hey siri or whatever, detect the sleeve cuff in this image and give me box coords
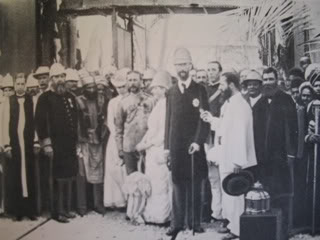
[4,145,11,152]
[40,138,52,148]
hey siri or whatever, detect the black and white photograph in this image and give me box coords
[0,0,320,239]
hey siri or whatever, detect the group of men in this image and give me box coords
[0,47,319,240]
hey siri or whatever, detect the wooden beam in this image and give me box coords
[112,7,118,68]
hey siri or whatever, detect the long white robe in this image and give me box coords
[103,95,127,207]
[208,92,257,236]
[141,98,171,224]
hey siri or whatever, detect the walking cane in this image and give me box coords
[312,100,320,235]
[48,154,54,219]
[191,152,195,236]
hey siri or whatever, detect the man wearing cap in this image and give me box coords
[33,66,50,94]
[0,74,15,214]
[165,48,210,236]
[102,65,118,100]
[304,69,320,232]
[262,67,298,239]
[242,70,269,182]
[2,73,39,221]
[142,68,156,95]
[26,74,40,98]
[76,75,107,215]
[104,68,129,209]
[35,63,78,223]
[65,68,81,97]
[201,72,257,239]
[115,70,154,175]
[300,56,311,73]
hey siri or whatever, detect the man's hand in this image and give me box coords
[233,164,242,174]
[4,149,12,159]
[188,143,200,155]
[118,150,124,159]
[44,145,53,159]
[200,110,214,124]
[308,134,320,144]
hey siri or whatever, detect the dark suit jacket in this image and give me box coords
[165,81,210,183]
[264,90,298,196]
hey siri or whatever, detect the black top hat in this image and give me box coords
[222,170,254,196]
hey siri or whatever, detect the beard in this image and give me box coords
[178,70,189,81]
[52,81,66,95]
[84,90,97,100]
[221,87,232,100]
[129,85,139,93]
[262,85,276,97]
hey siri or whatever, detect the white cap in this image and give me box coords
[95,75,107,87]
[174,48,192,64]
[65,68,80,82]
[305,63,320,81]
[112,68,130,87]
[1,74,14,89]
[142,68,156,80]
[49,63,65,78]
[242,70,263,83]
[102,65,117,77]
[33,66,50,78]
[26,74,39,88]
[150,71,172,90]
[81,75,95,86]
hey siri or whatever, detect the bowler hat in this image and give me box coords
[222,170,254,196]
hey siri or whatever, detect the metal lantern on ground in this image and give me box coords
[245,181,270,214]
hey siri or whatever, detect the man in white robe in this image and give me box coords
[201,72,257,239]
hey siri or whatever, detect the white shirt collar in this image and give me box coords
[249,94,262,107]
[178,77,192,93]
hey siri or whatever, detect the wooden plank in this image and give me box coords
[112,8,118,68]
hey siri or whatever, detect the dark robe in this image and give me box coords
[35,91,78,179]
[264,90,298,196]
[5,94,36,217]
[303,100,320,232]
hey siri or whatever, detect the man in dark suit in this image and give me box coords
[242,70,269,182]
[165,48,210,236]
[262,67,298,239]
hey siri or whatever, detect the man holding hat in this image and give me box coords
[76,75,106,215]
[165,47,210,236]
[36,63,78,223]
[33,66,50,94]
[201,72,257,239]
[115,70,154,175]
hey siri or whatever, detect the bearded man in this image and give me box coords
[36,63,78,223]
[76,75,107,215]
[165,48,210,236]
[115,70,154,175]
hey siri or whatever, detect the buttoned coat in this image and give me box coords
[165,81,210,183]
[35,91,78,179]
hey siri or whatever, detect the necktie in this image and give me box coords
[181,83,186,93]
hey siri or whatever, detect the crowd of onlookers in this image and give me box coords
[0,52,320,240]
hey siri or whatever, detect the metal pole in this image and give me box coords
[312,100,320,235]
[191,153,195,236]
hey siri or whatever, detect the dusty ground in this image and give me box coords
[1,211,320,240]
